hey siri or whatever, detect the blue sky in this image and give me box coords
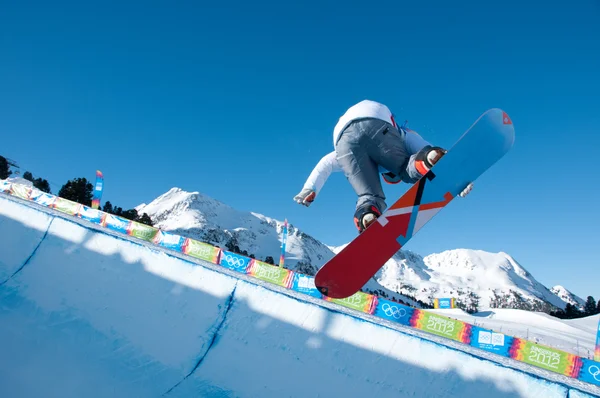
[1,0,599,299]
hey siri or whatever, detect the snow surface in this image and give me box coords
[137,187,581,312]
[429,308,599,358]
[1,193,599,397]
[552,285,586,309]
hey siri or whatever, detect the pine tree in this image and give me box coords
[22,171,51,193]
[136,213,153,226]
[265,256,275,265]
[120,209,138,221]
[102,201,114,214]
[58,177,93,206]
[0,156,11,179]
[585,296,597,315]
[597,300,600,315]
[33,178,51,193]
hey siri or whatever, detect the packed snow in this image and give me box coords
[1,192,599,397]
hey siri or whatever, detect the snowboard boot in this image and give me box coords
[353,204,382,233]
[414,145,447,176]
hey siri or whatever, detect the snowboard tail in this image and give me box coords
[315,108,515,299]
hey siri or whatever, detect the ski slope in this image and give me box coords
[0,193,599,398]
[429,308,599,359]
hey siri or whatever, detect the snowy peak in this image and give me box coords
[136,187,336,275]
[551,285,585,309]
[374,248,568,312]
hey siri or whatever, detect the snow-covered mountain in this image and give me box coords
[136,187,335,276]
[551,285,585,310]
[137,187,578,312]
[375,249,568,313]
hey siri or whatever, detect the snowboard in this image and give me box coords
[314,108,516,299]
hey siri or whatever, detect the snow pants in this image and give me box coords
[334,118,430,215]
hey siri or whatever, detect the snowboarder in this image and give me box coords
[294,100,473,233]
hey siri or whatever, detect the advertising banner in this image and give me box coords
[91,170,104,209]
[10,183,31,200]
[324,291,377,314]
[0,180,10,193]
[247,259,294,288]
[411,310,471,343]
[578,359,600,387]
[153,230,185,252]
[595,318,600,361]
[291,274,322,299]
[469,326,513,356]
[182,238,220,263]
[30,190,55,207]
[102,214,131,234]
[509,338,582,376]
[52,197,81,216]
[219,250,252,273]
[78,205,105,224]
[434,298,455,309]
[279,219,288,267]
[374,298,414,326]
[128,221,158,242]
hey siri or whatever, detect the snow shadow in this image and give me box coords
[170,282,567,398]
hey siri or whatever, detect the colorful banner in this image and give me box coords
[52,197,82,216]
[469,326,513,356]
[411,310,471,343]
[374,298,414,326]
[247,259,294,288]
[153,230,186,251]
[219,250,252,273]
[434,298,455,309]
[291,274,322,299]
[595,318,600,362]
[182,238,220,263]
[78,205,105,225]
[10,183,31,200]
[128,221,158,242]
[30,190,56,207]
[279,219,288,267]
[91,170,104,209]
[325,291,377,314]
[509,338,582,377]
[578,359,600,387]
[102,214,131,234]
[0,180,11,193]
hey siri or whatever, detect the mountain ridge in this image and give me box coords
[136,187,583,313]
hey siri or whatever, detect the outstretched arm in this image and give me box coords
[294,151,341,206]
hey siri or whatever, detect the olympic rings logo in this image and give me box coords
[589,365,600,382]
[381,303,407,319]
[222,254,247,269]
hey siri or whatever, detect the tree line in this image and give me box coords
[550,296,600,319]
[57,177,153,226]
[1,155,152,226]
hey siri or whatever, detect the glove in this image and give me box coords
[459,182,473,198]
[294,188,316,207]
